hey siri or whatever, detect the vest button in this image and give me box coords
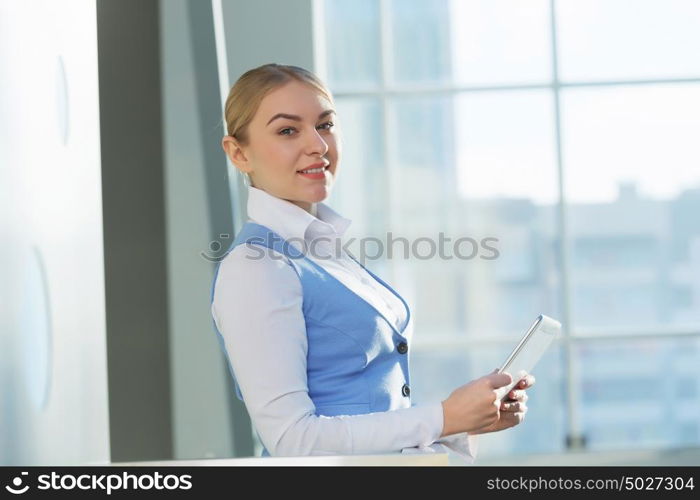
[397,342,408,354]
[401,383,410,397]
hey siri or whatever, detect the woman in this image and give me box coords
[211,63,534,459]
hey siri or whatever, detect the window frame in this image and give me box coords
[315,0,700,453]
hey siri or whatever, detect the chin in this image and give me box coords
[306,185,332,203]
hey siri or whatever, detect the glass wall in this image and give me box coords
[0,0,109,465]
[321,0,700,457]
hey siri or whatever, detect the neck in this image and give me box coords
[290,199,317,216]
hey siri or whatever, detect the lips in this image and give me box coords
[297,162,330,173]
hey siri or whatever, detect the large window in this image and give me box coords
[320,0,700,457]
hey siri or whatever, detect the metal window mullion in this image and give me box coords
[571,330,700,342]
[411,330,700,350]
[378,0,401,284]
[560,77,700,88]
[311,0,329,83]
[330,77,700,99]
[549,0,583,451]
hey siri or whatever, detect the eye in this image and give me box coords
[278,122,334,137]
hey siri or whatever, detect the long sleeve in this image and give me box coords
[211,243,448,457]
[402,419,479,465]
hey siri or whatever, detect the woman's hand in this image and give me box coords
[471,373,535,435]
[440,371,513,437]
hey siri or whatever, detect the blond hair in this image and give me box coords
[223,63,334,146]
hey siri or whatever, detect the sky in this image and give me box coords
[448,0,700,204]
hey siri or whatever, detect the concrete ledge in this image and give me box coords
[111,453,449,466]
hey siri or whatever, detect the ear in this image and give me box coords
[221,136,252,174]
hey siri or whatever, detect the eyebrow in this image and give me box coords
[266,109,336,126]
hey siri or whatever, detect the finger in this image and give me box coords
[507,412,526,426]
[519,374,536,389]
[493,397,502,413]
[500,400,516,412]
[501,401,528,412]
[488,372,513,389]
[508,389,522,400]
[508,389,528,402]
[503,411,526,424]
[510,391,528,403]
[494,413,522,429]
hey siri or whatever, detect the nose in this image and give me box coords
[306,127,329,157]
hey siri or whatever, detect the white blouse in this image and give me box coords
[211,185,477,461]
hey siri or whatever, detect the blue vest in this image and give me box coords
[210,221,414,456]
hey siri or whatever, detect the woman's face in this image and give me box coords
[223,80,340,213]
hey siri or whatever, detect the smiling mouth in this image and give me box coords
[297,165,330,174]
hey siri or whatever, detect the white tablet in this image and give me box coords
[495,314,561,401]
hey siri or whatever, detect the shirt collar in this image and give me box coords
[246,185,352,243]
